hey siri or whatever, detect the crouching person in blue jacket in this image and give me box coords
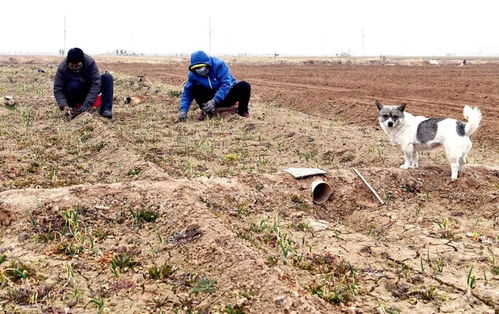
[178,50,251,122]
[54,48,113,119]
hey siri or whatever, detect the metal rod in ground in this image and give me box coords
[353,168,385,205]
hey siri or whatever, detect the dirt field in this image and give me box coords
[0,56,497,313]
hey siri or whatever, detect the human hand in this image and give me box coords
[62,106,72,115]
[178,110,187,122]
[203,99,216,114]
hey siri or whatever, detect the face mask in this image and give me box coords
[194,66,209,76]
[68,63,83,73]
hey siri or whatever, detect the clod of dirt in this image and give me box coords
[168,226,203,244]
[3,95,17,107]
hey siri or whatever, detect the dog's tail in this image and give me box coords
[463,105,482,136]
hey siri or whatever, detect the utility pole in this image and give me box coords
[208,17,212,54]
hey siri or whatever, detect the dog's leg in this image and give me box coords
[400,144,413,169]
[459,157,466,171]
[450,161,460,181]
[446,149,460,181]
[460,139,472,171]
[412,151,419,168]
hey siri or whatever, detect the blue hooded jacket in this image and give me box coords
[179,51,237,112]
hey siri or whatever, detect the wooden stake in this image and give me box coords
[353,168,385,205]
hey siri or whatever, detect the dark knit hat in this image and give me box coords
[67,48,84,63]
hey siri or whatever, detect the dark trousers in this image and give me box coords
[65,73,113,113]
[192,81,251,114]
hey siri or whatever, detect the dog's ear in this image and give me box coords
[375,100,383,111]
[398,103,406,112]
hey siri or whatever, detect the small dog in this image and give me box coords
[375,100,482,180]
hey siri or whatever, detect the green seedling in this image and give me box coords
[91,141,107,152]
[434,218,449,230]
[110,253,140,275]
[127,167,142,176]
[467,266,476,289]
[129,206,159,223]
[191,277,217,295]
[0,254,6,265]
[420,256,425,273]
[61,208,80,235]
[225,304,246,314]
[57,241,84,256]
[148,263,175,280]
[93,228,109,240]
[168,89,182,97]
[236,202,250,218]
[90,297,105,311]
[266,255,278,267]
[4,261,35,282]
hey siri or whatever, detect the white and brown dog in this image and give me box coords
[375,100,482,180]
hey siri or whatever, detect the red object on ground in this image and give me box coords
[92,94,102,108]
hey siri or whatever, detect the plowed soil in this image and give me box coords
[0,56,497,313]
[100,57,499,146]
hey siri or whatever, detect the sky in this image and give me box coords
[2,0,499,57]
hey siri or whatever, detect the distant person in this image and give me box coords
[53,47,113,119]
[178,50,251,122]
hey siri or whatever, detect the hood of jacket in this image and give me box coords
[189,51,212,70]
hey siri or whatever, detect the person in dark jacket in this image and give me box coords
[54,48,113,119]
[178,50,251,121]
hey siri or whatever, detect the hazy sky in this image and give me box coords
[2,0,499,56]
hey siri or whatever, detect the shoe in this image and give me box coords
[197,112,206,121]
[101,110,113,119]
[239,112,250,118]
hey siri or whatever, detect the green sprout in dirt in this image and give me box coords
[57,241,84,256]
[309,282,360,304]
[129,206,159,223]
[433,217,449,230]
[289,220,311,232]
[127,167,142,176]
[168,89,182,97]
[265,255,278,267]
[226,304,246,314]
[236,202,250,218]
[308,259,361,304]
[4,261,36,282]
[148,263,175,280]
[222,153,239,164]
[290,194,310,210]
[0,272,6,286]
[410,285,445,303]
[61,208,80,235]
[93,228,110,240]
[467,266,476,289]
[191,277,217,295]
[110,253,140,275]
[0,254,6,265]
[91,141,107,152]
[90,297,105,312]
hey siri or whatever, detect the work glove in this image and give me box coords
[79,103,91,113]
[202,99,216,115]
[178,110,187,122]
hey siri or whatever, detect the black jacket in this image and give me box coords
[53,54,101,109]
